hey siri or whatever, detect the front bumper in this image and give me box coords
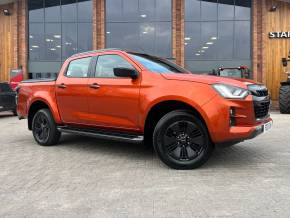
[215,117,272,147]
[201,94,272,145]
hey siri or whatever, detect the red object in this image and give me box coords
[10,69,24,91]
[17,49,272,145]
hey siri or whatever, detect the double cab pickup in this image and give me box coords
[17,49,272,169]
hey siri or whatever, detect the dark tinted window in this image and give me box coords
[95,55,134,78]
[29,23,45,61]
[45,0,61,22]
[106,0,172,58]
[129,54,188,74]
[28,0,44,22]
[28,0,93,79]
[62,0,77,22]
[45,23,61,61]
[0,83,12,92]
[66,57,92,78]
[62,23,77,59]
[184,0,251,75]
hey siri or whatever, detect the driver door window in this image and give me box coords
[95,54,135,78]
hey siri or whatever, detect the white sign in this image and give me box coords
[269,31,290,38]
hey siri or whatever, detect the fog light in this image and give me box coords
[229,107,236,126]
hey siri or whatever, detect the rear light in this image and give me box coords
[15,86,20,105]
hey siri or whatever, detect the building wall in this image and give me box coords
[264,0,290,100]
[0,0,27,81]
[0,3,15,81]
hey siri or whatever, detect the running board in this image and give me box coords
[57,126,144,143]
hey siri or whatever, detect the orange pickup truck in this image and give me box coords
[17,49,272,169]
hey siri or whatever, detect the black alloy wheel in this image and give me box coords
[33,112,50,143]
[164,121,205,162]
[32,109,61,146]
[153,110,213,169]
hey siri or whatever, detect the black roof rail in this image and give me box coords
[70,48,126,58]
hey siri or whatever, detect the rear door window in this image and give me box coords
[66,57,92,78]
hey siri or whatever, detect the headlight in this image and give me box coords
[212,84,249,99]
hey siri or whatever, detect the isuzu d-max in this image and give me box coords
[17,49,272,169]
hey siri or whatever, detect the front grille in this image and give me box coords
[248,84,270,119]
[254,100,270,119]
[256,89,268,97]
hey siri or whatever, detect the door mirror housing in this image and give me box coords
[113,68,138,79]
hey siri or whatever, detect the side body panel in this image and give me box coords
[17,82,62,124]
[138,71,218,132]
[86,52,142,131]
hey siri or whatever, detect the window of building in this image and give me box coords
[28,0,93,79]
[66,57,92,78]
[184,0,252,75]
[95,55,135,78]
[105,0,172,58]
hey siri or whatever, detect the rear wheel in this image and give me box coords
[32,109,61,146]
[279,85,290,114]
[153,110,213,169]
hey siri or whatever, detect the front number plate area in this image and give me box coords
[262,121,273,133]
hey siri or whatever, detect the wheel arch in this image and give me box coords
[143,100,211,145]
[27,99,61,130]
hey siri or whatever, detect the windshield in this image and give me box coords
[219,69,242,78]
[128,53,189,74]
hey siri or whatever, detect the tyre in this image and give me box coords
[32,109,61,146]
[153,110,213,170]
[279,85,290,114]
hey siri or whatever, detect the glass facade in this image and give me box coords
[184,0,252,74]
[28,0,93,78]
[105,0,172,58]
[27,0,252,78]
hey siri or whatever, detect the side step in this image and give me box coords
[57,126,144,143]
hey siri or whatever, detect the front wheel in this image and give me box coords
[32,109,61,146]
[153,110,213,170]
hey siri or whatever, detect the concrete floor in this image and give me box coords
[0,111,289,217]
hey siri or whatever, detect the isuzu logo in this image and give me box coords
[269,31,290,38]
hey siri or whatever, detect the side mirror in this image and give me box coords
[282,58,288,67]
[113,67,138,79]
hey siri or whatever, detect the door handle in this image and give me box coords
[89,83,100,89]
[57,83,67,89]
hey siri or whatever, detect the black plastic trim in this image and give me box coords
[21,78,56,83]
[216,127,263,147]
[57,126,144,143]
